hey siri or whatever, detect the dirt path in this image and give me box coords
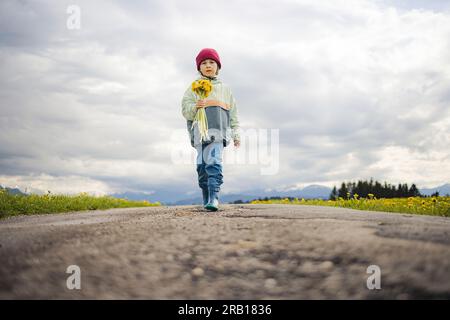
[1,204,449,299]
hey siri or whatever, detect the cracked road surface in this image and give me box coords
[1,204,449,299]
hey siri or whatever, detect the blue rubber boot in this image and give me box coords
[201,188,209,207]
[205,189,219,211]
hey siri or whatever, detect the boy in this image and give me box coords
[181,48,240,211]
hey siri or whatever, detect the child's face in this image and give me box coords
[199,59,218,77]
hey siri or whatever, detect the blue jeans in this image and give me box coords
[196,142,223,193]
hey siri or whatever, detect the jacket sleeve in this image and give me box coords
[181,86,197,121]
[229,92,241,142]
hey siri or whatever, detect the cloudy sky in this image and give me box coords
[1,0,449,199]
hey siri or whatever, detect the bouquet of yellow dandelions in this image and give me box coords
[191,79,213,143]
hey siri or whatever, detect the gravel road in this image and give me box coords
[1,204,449,299]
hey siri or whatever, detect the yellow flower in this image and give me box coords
[193,80,212,97]
[192,79,212,99]
[191,82,200,91]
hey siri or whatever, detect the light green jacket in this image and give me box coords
[181,75,241,143]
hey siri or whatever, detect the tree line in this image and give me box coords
[329,178,424,200]
[230,179,442,204]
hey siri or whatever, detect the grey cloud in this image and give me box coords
[1,0,449,196]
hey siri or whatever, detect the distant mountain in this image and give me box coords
[419,183,450,196]
[295,184,333,199]
[0,185,27,196]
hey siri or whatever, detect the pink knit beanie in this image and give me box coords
[196,48,221,71]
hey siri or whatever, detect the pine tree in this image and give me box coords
[330,186,338,200]
[338,183,349,199]
[409,184,421,197]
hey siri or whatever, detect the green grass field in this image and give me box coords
[0,190,160,219]
[251,195,450,217]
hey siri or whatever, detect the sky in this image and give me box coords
[0,0,449,198]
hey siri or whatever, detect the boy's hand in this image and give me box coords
[196,99,206,109]
[234,140,240,148]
